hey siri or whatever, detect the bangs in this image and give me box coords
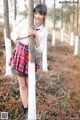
[34,4,47,15]
[34,8,45,15]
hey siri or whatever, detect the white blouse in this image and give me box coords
[11,19,48,52]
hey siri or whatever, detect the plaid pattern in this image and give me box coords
[9,42,40,75]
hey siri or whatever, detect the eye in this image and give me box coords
[34,11,43,16]
[34,12,37,14]
[39,12,43,15]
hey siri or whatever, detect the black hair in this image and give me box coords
[33,4,47,15]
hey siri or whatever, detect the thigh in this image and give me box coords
[25,77,28,87]
[12,68,27,77]
[18,76,26,87]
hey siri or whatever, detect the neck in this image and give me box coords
[35,22,43,28]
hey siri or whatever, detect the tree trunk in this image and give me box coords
[53,0,55,29]
[73,0,74,32]
[60,3,64,42]
[35,0,41,4]
[14,0,17,20]
[12,0,17,28]
[76,0,79,36]
[3,0,12,76]
[52,0,56,46]
[28,0,36,119]
[42,0,45,4]
[61,3,63,28]
[3,0,10,38]
[70,0,74,46]
[28,1,34,62]
[74,0,79,55]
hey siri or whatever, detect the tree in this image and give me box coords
[13,0,17,28]
[38,0,41,3]
[14,0,17,20]
[3,0,12,76]
[42,0,45,4]
[3,0,10,39]
[72,0,75,33]
[52,0,56,46]
[35,0,41,4]
[74,0,79,55]
[60,3,64,42]
[76,0,79,36]
[61,3,63,29]
[70,0,75,46]
[28,0,36,119]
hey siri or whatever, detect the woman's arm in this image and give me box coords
[35,29,48,52]
[26,27,40,49]
[17,34,29,40]
[11,20,29,42]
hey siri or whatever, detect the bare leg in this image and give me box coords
[18,76,28,108]
[25,77,28,92]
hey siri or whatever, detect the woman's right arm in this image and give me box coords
[11,20,29,42]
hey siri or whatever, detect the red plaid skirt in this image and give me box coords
[9,42,40,75]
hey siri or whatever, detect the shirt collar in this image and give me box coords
[35,24,44,31]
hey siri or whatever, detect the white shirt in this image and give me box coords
[11,19,48,52]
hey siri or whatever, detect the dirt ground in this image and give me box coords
[0,26,80,120]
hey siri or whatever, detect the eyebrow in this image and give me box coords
[34,10,44,15]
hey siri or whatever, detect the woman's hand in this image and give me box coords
[27,26,37,37]
[27,26,40,49]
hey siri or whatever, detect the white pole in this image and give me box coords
[27,0,36,119]
[42,40,48,72]
[60,28,64,42]
[70,32,74,46]
[28,62,36,120]
[4,29,12,76]
[5,41,12,76]
[74,35,79,56]
[52,29,56,46]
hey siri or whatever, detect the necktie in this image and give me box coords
[36,28,40,31]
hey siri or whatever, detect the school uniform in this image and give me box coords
[9,19,48,76]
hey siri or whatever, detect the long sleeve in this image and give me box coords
[11,20,27,43]
[11,23,21,42]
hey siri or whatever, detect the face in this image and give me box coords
[34,10,46,26]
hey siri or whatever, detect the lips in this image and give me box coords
[35,19,40,21]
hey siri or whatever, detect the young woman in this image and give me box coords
[9,4,48,117]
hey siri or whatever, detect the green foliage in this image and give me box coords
[63,9,70,23]
[47,5,78,24]
[9,114,16,119]
[47,8,54,22]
